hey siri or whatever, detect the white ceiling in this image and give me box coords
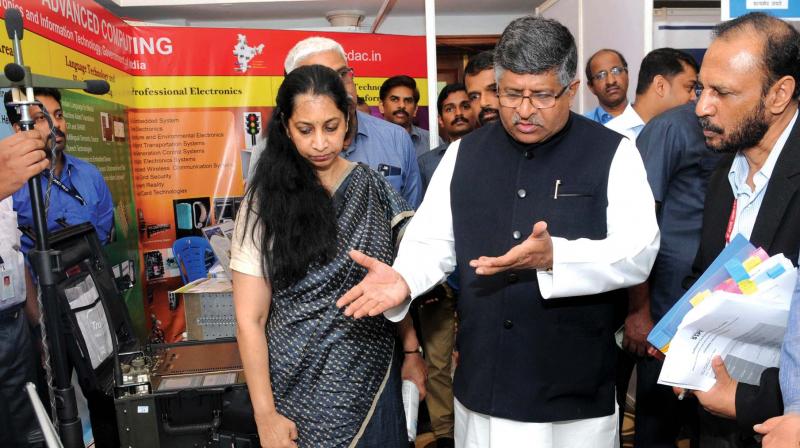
[95,0,541,27]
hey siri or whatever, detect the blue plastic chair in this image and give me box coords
[172,236,217,284]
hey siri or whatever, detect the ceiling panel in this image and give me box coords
[96,0,539,24]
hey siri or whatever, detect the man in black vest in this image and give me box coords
[337,16,659,447]
[673,12,800,448]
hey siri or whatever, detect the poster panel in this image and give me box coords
[1,0,428,343]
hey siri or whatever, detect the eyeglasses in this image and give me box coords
[694,84,704,99]
[591,66,627,82]
[337,67,354,79]
[498,84,570,109]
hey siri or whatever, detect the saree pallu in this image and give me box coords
[267,164,414,447]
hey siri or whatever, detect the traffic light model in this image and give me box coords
[245,112,260,147]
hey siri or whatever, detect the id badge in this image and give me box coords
[0,264,16,302]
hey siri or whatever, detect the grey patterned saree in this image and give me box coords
[267,163,413,447]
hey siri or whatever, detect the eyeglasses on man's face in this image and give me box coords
[337,67,354,79]
[497,84,570,110]
[591,66,627,82]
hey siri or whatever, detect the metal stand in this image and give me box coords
[1,8,110,448]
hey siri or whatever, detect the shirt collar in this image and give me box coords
[606,103,643,134]
[344,111,372,157]
[409,125,423,142]
[48,152,75,179]
[729,109,798,194]
[356,110,370,138]
[594,107,613,124]
[592,103,624,125]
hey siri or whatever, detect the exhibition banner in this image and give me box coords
[0,2,142,337]
[2,0,429,343]
[129,25,427,342]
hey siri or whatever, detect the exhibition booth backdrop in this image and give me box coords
[0,0,428,342]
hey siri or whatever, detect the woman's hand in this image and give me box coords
[258,410,298,448]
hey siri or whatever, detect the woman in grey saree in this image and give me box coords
[231,65,414,448]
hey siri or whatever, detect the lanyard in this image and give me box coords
[725,198,738,244]
[44,168,85,206]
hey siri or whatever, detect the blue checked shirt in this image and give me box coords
[781,273,800,413]
[343,111,422,208]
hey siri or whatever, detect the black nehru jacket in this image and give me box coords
[450,114,625,422]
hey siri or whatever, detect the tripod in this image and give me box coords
[1,8,110,448]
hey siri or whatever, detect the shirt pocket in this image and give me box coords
[546,181,605,239]
[553,180,595,199]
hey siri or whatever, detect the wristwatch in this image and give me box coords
[403,346,423,356]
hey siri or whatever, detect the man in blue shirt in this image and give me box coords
[283,37,423,209]
[4,88,114,253]
[584,49,630,124]
[753,275,800,446]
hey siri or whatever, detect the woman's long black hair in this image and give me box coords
[244,64,351,289]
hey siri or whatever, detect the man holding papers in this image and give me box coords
[684,12,800,447]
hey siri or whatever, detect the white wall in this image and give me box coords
[653,8,719,51]
[537,0,652,114]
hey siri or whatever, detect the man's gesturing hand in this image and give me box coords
[469,221,553,275]
[336,249,411,319]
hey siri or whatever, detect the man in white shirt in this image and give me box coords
[0,130,49,447]
[606,47,698,141]
[337,16,659,448]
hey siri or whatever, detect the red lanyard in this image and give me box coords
[725,198,738,244]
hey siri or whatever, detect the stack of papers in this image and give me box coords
[201,221,236,278]
[648,234,797,391]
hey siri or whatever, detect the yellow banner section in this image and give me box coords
[130,76,276,109]
[357,77,430,106]
[0,20,430,110]
[134,76,430,109]
[0,19,131,106]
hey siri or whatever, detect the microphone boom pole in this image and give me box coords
[2,8,111,448]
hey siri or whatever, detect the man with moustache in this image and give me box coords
[414,83,474,448]
[464,50,501,127]
[676,12,800,448]
[418,83,473,190]
[337,16,659,447]
[379,75,440,157]
[5,88,114,253]
[585,49,630,124]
